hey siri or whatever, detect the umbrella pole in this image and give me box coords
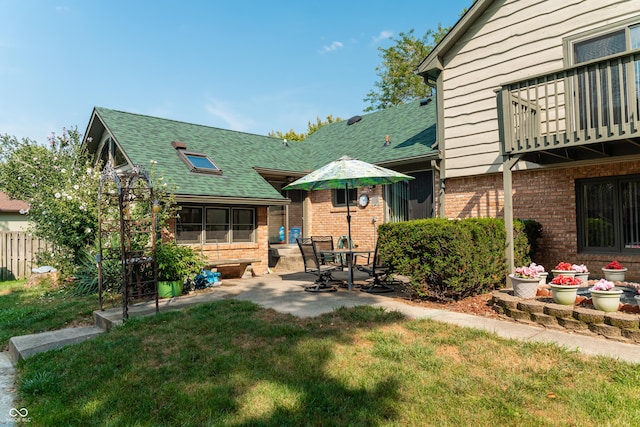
[346,183,352,249]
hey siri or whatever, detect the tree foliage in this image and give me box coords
[269,115,342,141]
[364,26,450,112]
[0,128,99,270]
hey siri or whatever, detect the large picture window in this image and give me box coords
[176,206,255,244]
[577,175,640,252]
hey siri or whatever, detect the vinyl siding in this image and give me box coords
[441,0,640,178]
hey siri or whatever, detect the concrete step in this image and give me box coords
[8,326,104,365]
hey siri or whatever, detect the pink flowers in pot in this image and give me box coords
[571,264,588,273]
[514,263,545,279]
[591,279,615,291]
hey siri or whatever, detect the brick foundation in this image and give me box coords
[445,160,640,281]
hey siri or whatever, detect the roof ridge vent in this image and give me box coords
[347,115,362,125]
[172,141,187,150]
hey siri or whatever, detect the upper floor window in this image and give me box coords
[570,22,640,129]
[577,175,640,253]
[98,137,128,169]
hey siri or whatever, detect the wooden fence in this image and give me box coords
[0,232,50,281]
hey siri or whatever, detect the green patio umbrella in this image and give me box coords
[283,155,414,246]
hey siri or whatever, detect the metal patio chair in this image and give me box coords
[296,238,338,292]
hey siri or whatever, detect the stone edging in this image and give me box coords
[492,290,640,344]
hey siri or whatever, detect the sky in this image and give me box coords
[0,0,472,143]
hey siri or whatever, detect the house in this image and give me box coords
[82,100,436,275]
[416,0,640,278]
[0,191,29,232]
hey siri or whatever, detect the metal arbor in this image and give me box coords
[97,163,158,320]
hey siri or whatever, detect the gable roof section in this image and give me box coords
[415,0,491,79]
[303,99,437,169]
[89,108,307,202]
[84,99,437,202]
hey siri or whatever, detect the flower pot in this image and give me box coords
[549,284,578,305]
[590,289,623,312]
[158,280,183,298]
[574,272,589,286]
[509,274,540,299]
[601,268,627,282]
[551,270,576,278]
[538,272,548,286]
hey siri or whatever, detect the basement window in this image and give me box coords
[179,151,222,175]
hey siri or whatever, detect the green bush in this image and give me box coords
[378,218,530,301]
[156,242,202,282]
[519,219,543,262]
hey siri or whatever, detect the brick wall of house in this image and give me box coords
[306,186,386,253]
[444,160,640,280]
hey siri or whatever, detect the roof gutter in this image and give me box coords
[176,195,290,206]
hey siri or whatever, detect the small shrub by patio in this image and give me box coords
[378,218,530,301]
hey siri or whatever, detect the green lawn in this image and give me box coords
[13,299,640,427]
[0,279,97,349]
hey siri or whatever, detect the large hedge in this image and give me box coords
[378,218,531,301]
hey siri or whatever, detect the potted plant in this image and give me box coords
[549,274,582,305]
[602,260,627,282]
[510,263,544,299]
[589,279,623,312]
[156,242,202,297]
[552,262,576,278]
[572,264,589,285]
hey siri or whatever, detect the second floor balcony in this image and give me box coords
[499,49,640,164]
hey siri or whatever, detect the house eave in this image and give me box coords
[176,195,290,206]
[415,0,494,77]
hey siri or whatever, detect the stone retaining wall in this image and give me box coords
[492,290,640,344]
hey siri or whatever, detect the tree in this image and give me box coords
[0,128,100,272]
[363,26,450,112]
[269,115,342,141]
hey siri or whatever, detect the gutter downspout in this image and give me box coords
[425,71,446,218]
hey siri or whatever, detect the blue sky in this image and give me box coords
[1,0,471,143]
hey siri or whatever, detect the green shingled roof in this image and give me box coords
[303,99,437,169]
[87,99,436,201]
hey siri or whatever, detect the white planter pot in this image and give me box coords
[590,289,623,312]
[509,274,540,299]
[574,272,589,285]
[538,272,548,286]
[601,268,627,282]
[551,270,576,278]
[549,284,578,305]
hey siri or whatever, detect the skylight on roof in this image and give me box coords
[180,151,222,175]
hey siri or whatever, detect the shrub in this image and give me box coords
[519,219,543,262]
[156,242,202,282]
[378,218,530,301]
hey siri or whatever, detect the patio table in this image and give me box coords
[320,249,374,291]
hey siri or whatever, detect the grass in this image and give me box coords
[0,279,97,349]
[13,299,640,426]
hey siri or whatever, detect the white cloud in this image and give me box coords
[204,99,255,132]
[319,41,344,54]
[372,30,393,44]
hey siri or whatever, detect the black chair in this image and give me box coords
[356,243,397,293]
[297,238,338,292]
[311,236,345,269]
